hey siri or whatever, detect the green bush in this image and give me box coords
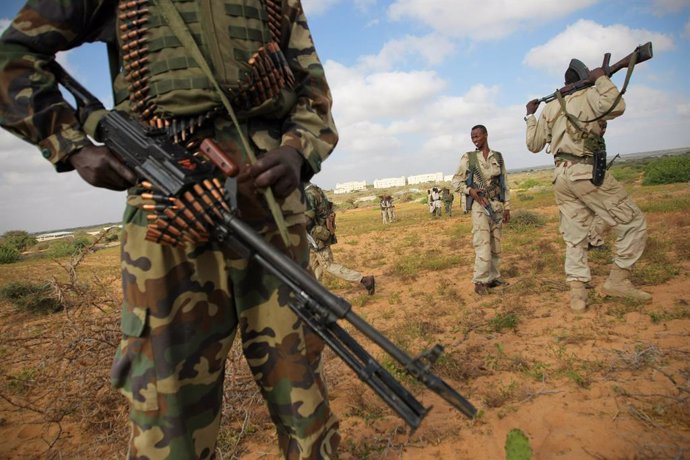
[0,230,37,252]
[0,281,63,314]
[642,155,690,185]
[0,243,21,264]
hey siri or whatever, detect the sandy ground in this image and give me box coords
[1,181,689,459]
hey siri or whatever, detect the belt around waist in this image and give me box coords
[554,152,593,165]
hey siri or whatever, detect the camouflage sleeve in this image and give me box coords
[280,0,338,179]
[0,0,114,172]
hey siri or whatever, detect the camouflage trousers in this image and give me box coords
[470,200,503,284]
[309,246,362,283]
[111,196,340,459]
[553,163,647,282]
[588,214,610,247]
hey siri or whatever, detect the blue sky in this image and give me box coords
[1,0,689,233]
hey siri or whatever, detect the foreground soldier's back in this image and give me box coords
[0,0,341,458]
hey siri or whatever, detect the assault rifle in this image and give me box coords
[50,61,477,429]
[465,168,503,224]
[538,42,653,104]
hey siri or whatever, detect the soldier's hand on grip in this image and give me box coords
[69,145,138,191]
[248,145,304,198]
[526,99,540,115]
[588,67,606,83]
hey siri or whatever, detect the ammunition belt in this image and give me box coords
[554,152,593,165]
[229,42,295,112]
[118,0,293,148]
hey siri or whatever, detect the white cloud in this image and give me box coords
[524,19,675,76]
[301,0,341,16]
[387,0,598,40]
[357,33,455,71]
[326,60,447,126]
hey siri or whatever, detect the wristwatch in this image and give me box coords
[523,114,534,122]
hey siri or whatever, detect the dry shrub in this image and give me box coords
[0,238,128,457]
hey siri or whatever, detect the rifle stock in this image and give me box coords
[539,42,653,104]
[51,61,478,429]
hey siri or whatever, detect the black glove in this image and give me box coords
[68,145,138,191]
[246,146,304,199]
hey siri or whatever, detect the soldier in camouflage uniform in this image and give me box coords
[0,1,340,458]
[441,188,454,216]
[525,59,651,312]
[452,125,511,295]
[305,183,375,295]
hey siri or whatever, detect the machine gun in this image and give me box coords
[50,61,477,429]
[538,42,653,104]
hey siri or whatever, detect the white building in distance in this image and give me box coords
[373,176,406,188]
[444,174,455,182]
[407,172,444,185]
[334,180,367,194]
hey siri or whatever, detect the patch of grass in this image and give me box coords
[391,252,463,278]
[609,164,645,183]
[639,196,690,214]
[605,297,647,319]
[488,312,519,333]
[0,281,63,314]
[387,291,401,305]
[524,361,551,383]
[648,302,690,323]
[520,178,549,189]
[7,368,36,394]
[483,380,518,408]
[507,210,546,233]
[563,368,591,388]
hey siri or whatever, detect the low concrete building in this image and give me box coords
[35,231,73,241]
[334,181,367,194]
[373,176,406,188]
[407,172,444,185]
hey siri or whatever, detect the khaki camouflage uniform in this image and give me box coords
[0,1,340,458]
[525,76,647,284]
[304,183,363,284]
[452,150,510,285]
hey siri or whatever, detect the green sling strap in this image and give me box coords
[153,0,290,246]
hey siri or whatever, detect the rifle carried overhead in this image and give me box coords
[538,42,654,104]
[50,61,478,430]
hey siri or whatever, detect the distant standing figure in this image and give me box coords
[305,183,376,294]
[430,187,443,217]
[524,58,650,311]
[380,195,395,224]
[385,195,396,223]
[442,188,455,216]
[452,125,511,295]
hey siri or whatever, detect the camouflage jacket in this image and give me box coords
[0,0,337,179]
[304,182,335,248]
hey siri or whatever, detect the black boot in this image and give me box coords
[361,276,376,295]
